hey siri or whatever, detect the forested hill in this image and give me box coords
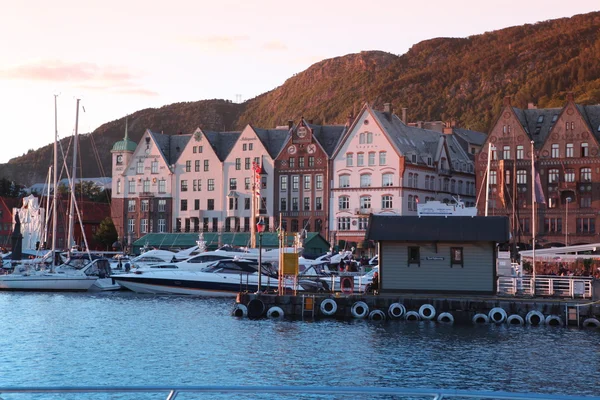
[3,11,600,185]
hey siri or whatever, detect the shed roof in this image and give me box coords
[366,215,509,242]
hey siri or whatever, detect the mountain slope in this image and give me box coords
[3,11,600,185]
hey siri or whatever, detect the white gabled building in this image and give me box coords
[329,103,477,250]
[174,128,239,234]
[221,125,288,236]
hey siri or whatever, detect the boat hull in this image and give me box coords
[0,275,97,291]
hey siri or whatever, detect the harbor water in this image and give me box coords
[0,291,598,399]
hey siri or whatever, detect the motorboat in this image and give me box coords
[417,197,477,217]
[297,265,377,293]
[112,259,289,296]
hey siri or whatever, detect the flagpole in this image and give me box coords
[485,142,493,216]
[531,140,536,293]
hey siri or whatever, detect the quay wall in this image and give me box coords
[234,293,600,327]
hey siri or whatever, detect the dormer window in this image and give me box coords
[537,115,544,124]
[427,157,432,166]
[411,154,417,164]
[552,115,558,123]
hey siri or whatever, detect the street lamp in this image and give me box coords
[565,197,572,246]
[256,217,266,293]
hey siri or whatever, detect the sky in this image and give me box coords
[0,0,598,164]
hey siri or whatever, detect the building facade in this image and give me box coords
[329,103,477,252]
[475,94,600,249]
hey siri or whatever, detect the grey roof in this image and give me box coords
[580,105,600,142]
[306,122,347,156]
[371,109,473,168]
[253,128,289,159]
[148,130,192,165]
[512,107,561,147]
[203,131,242,161]
[366,215,510,242]
[452,128,487,146]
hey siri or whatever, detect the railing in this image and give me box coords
[0,385,596,399]
[497,275,593,298]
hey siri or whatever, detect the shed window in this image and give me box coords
[450,247,464,268]
[408,246,420,266]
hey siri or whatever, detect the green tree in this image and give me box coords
[94,217,118,250]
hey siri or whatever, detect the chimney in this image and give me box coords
[401,107,407,123]
[567,92,574,101]
[383,103,393,120]
[527,102,537,110]
[288,120,293,129]
[442,126,453,135]
[503,96,511,106]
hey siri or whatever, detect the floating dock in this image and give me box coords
[233,292,600,328]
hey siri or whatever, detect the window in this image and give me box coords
[280,176,288,191]
[208,179,215,191]
[303,197,310,211]
[379,151,387,165]
[292,176,299,191]
[136,160,144,174]
[245,177,250,190]
[580,168,592,182]
[338,217,350,231]
[315,197,322,211]
[298,157,305,168]
[517,170,527,184]
[490,147,497,160]
[359,133,365,144]
[128,219,135,234]
[360,196,371,211]
[304,175,311,190]
[548,169,559,183]
[450,247,463,268]
[368,152,375,166]
[235,158,241,170]
[181,180,188,192]
[566,143,574,158]
[194,160,200,172]
[382,195,393,209]
[229,178,237,190]
[357,153,364,166]
[158,179,166,193]
[360,174,371,187]
[243,217,249,232]
[503,146,511,160]
[427,156,433,166]
[158,219,166,233]
[185,160,191,172]
[339,175,350,188]
[181,199,187,211]
[245,158,251,170]
[116,180,121,194]
[551,144,559,158]
[408,195,417,211]
[580,196,591,208]
[504,170,511,185]
[581,143,589,157]
[207,199,214,210]
[576,218,596,233]
[198,146,203,153]
[244,198,250,210]
[289,158,295,168]
[382,173,393,187]
[516,145,524,160]
[292,197,299,211]
[140,219,148,234]
[228,197,238,210]
[544,217,562,233]
[151,161,158,174]
[193,146,197,154]
[457,180,463,194]
[194,199,200,211]
[316,175,323,190]
[128,200,136,212]
[564,169,575,182]
[243,144,247,151]
[280,198,287,211]
[128,180,135,194]
[519,218,530,234]
[407,173,413,188]
[408,246,420,266]
[339,196,349,210]
[346,153,353,167]
[249,144,254,151]
[308,156,314,167]
[158,199,166,212]
[141,200,149,212]
[204,160,209,171]
[367,132,373,144]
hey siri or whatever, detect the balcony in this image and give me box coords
[355,208,373,215]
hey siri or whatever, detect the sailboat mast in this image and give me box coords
[67,98,80,250]
[43,165,52,246]
[485,142,492,216]
[52,95,58,268]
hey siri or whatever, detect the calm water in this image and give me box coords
[0,291,598,399]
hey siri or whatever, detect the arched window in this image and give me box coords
[359,133,365,144]
[367,132,373,143]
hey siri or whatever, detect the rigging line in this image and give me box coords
[88,133,111,205]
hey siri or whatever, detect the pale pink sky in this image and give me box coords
[1,0,597,165]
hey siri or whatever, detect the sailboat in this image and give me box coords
[0,97,98,291]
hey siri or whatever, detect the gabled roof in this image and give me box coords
[306,122,347,157]
[253,128,289,158]
[366,215,510,242]
[203,131,242,161]
[147,130,192,166]
[512,106,561,147]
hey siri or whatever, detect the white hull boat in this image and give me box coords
[0,272,96,291]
